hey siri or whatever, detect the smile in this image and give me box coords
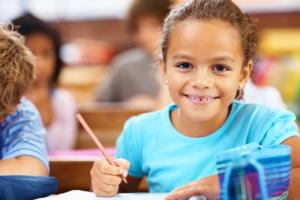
[184,94,218,105]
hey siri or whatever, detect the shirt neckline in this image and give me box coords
[164,101,238,143]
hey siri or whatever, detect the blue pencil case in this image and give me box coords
[216,143,291,200]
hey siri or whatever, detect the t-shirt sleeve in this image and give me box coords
[2,110,49,171]
[261,111,299,146]
[116,117,144,178]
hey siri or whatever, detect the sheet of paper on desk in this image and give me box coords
[35,190,168,200]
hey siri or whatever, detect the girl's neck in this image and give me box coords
[26,86,54,128]
[171,106,230,138]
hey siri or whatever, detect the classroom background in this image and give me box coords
[1,0,300,109]
[1,0,300,193]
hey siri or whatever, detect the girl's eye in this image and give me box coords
[176,62,192,69]
[213,64,230,72]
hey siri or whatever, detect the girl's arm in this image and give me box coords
[165,174,220,200]
[281,136,300,200]
[165,136,300,200]
[0,156,48,176]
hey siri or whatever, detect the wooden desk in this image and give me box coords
[50,157,148,193]
[50,159,94,193]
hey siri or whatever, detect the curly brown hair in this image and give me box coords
[0,25,35,121]
[161,0,257,67]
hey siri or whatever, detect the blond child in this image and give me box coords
[91,0,300,199]
[0,25,48,176]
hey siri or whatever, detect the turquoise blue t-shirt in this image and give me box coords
[116,101,299,192]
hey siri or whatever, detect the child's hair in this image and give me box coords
[161,0,257,67]
[127,0,172,33]
[0,25,35,120]
[12,13,63,87]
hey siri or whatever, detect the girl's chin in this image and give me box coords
[32,80,50,87]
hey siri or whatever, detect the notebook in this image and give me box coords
[35,190,206,200]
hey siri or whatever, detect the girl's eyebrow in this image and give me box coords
[172,53,196,61]
[210,56,235,63]
[172,54,235,63]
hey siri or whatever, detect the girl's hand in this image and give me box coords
[165,175,220,200]
[91,158,130,197]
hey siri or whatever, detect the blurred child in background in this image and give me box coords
[13,13,77,152]
[0,25,48,175]
[243,79,286,109]
[95,0,172,109]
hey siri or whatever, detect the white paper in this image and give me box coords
[35,190,206,200]
[35,190,168,200]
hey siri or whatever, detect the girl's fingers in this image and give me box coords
[94,158,130,177]
[166,186,203,200]
[92,180,118,197]
[115,158,130,171]
[165,185,218,200]
[94,159,123,175]
[114,158,130,178]
[92,176,119,193]
[172,182,195,192]
[91,167,122,185]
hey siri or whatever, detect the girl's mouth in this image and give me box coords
[184,94,219,104]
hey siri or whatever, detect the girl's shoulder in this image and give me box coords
[1,98,41,130]
[14,98,40,118]
[232,100,295,124]
[231,101,298,145]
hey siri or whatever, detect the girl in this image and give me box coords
[91,0,300,199]
[13,13,77,152]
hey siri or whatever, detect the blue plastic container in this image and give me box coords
[216,143,291,200]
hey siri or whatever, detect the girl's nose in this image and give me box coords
[190,68,213,89]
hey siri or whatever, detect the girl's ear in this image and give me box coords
[159,58,168,84]
[239,59,253,87]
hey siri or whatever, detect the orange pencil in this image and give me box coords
[76,113,127,183]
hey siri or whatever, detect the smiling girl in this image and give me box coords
[90,0,300,199]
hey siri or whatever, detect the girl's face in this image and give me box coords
[161,19,252,125]
[26,33,56,86]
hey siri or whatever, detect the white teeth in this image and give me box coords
[187,95,215,104]
[190,95,214,101]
